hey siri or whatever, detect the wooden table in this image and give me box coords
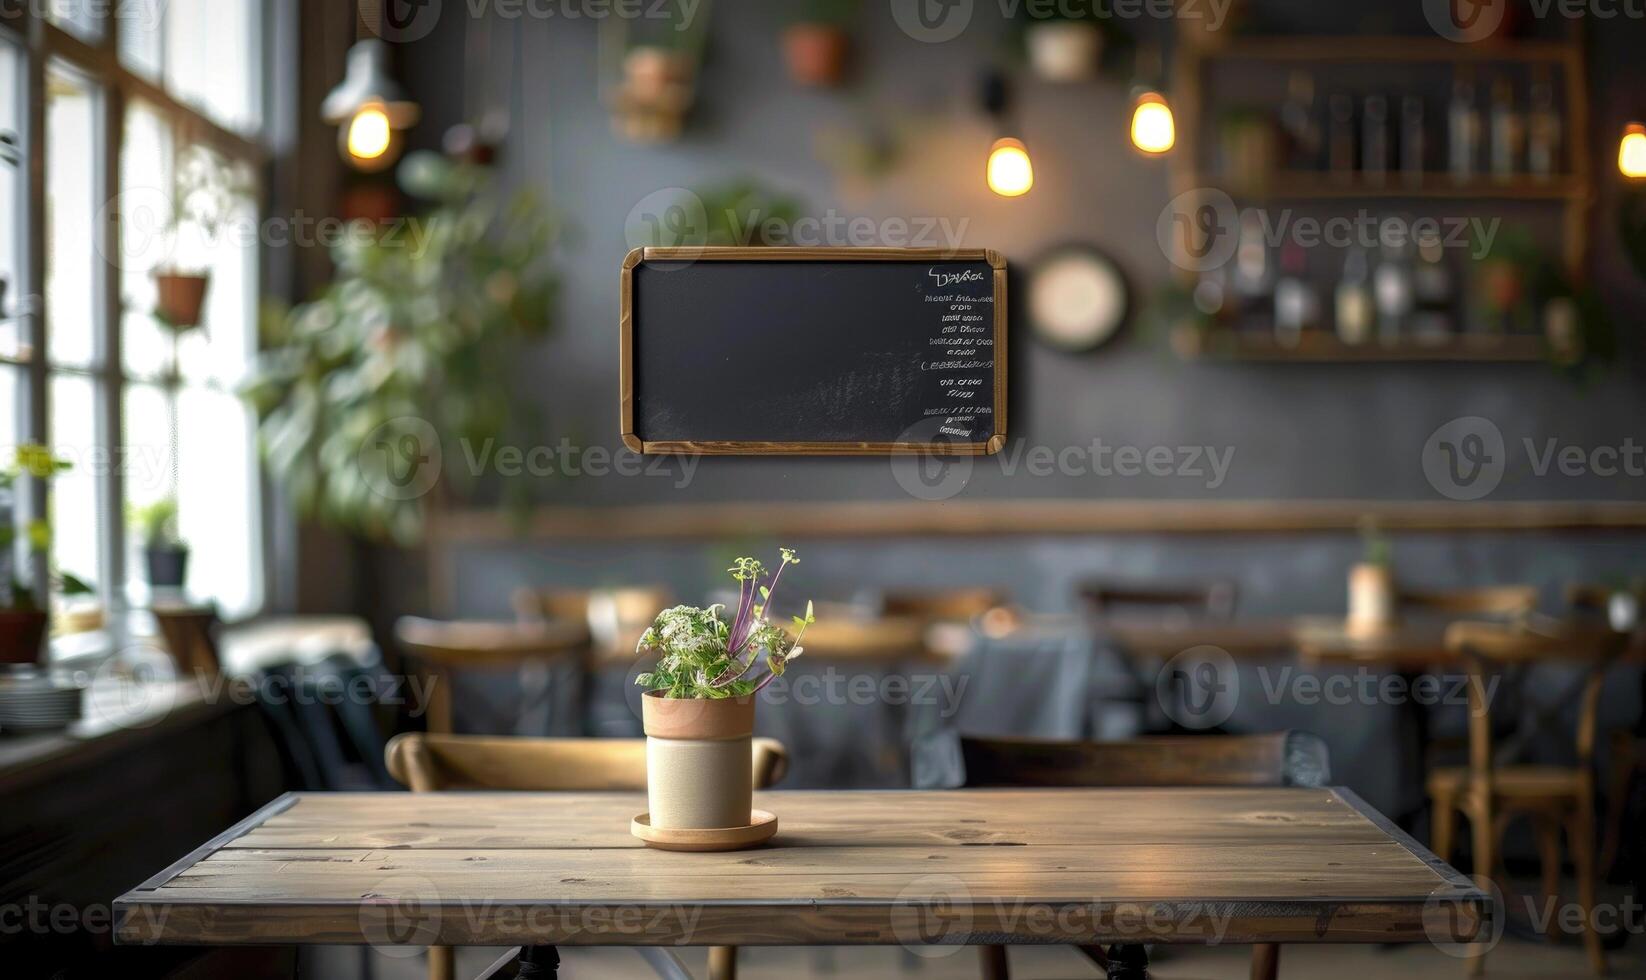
[115,787,1486,978]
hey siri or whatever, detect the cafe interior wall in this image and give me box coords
[328,1,1646,795]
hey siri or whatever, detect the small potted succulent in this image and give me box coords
[131,497,189,590]
[634,549,814,840]
[1347,515,1397,637]
[783,0,857,88]
[0,445,71,665]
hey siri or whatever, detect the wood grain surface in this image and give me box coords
[115,788,1485,949]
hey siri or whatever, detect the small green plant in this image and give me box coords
[635,548,817,699]
[0,444,72,611]
[1358,515,1391,567]
[129,497,184,548]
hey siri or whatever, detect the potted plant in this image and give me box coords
[241,151,559,545]
[633,549,815,843]
[783,0,856,87]
[152,146,253,329]
[131,498,189,590]
[1347,515,1396,637]
[0,445,71,665]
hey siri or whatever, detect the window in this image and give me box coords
[10,2,268,639]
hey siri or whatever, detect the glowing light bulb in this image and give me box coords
[1621,123,1646,179]
[1130,92,1175,155]
[987,137,1034,197]
[347,105,393,162]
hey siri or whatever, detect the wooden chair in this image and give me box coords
[882,587,1010,622]
[1567,584,1646,877]
[1427,620,1627,976]
[394,617,590,735]
[1079,580,1239,621]
[386,732,788,980]
[152,602,222,677]
[512,586,671,667]
[912,730,1330,980]
[1399,585,1538,619]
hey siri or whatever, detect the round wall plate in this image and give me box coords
[1027,245,1130,352]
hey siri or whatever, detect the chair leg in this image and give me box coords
[1432,796,1456,863]
[979,944,1009,980]
[1570,807,1607,976]
[707,944,737,980]
[1250,943,1281,980]
[1468,801,1495,978]
[1599,735,1636,875]
[1534,813,1565,930]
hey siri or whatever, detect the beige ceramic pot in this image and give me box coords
[641,691,754,830]
[1347,562,1397,638]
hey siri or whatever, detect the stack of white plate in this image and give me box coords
[0,676,85,732]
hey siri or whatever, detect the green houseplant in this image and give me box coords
[130,497,189,589]
[242,151,559,544]
[0,445,71,665]
[634,549,815,840]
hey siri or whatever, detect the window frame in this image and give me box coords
[7,2,272,635]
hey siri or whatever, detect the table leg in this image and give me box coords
[1106,943,1149,979]
[515,945,560,979]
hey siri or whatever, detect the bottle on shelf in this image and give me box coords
[1400,96,1426,185]
[1448,72,1481,184]
[1328,92,1356,178]
[1279,70,1323,171]
[1273,241,1319,349]
[1372,232,1414,347]
[1334,246,1374,346]
[1489,75,1523,181]
[1526,67,1562,180]
[1362,94,1389,185]
[1410,229,1454,345]
[1232,209,1272,321]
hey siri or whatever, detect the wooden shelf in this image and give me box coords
[1194,173,1588,201]
[1170,326,1562,363]
[1198,36,1580,64]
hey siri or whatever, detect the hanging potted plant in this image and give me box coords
[632,549,815,850]
[131,497,189,590]
[151,146,253,330]
[783,0,857,88]
[0,446,71,666]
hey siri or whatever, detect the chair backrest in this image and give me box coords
[1079,581,1238,621]
[1444,620,1627,783]
[510,587,593,625]
[386,732,789,792]
[882,588,1009,622]
[912,730,1330,790]
[152,603,222,676]
[791,617,928,663]
[1399,585,1537,618]
[394,616,588,666]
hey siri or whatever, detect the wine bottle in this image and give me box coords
[1335,246,1374,346]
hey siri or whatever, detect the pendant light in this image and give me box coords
[982,72,1033,197]
[1128,45,1175,156]
[1621,122,1646,179]
[322,2,421,172]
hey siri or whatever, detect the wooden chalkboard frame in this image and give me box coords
[620,246,1007,456]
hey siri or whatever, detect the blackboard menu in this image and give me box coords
[621,247,1006,455]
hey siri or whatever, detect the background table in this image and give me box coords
[116,787,1485,976]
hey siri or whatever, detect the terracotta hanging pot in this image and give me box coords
[0,609,49,665]
[783,23,850,87]
[154,271,211,329]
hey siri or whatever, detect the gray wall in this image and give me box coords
[396,0,1646,509]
